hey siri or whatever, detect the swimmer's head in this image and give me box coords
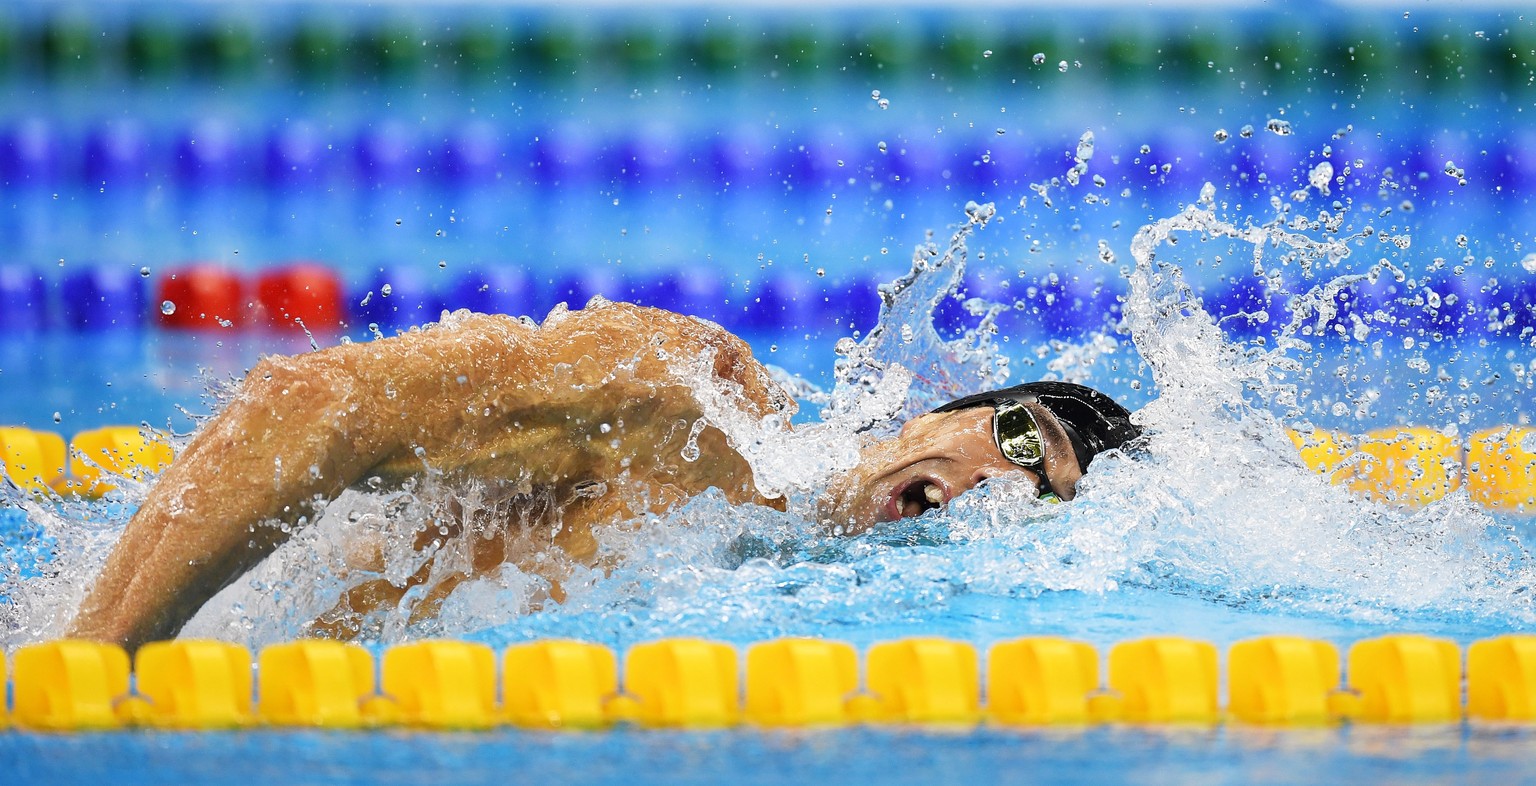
[819,381,1140,534]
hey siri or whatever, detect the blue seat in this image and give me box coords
[1495,278,1536,336]
[933,273,992,336]
[1036,273,1124,337]
[0,266,49,331]
[802,128,858,186]
[824,273,885,333]
[738,272,825,332]
[175,120,247,186]
[605,126,683,188]
[1491,130,1536,192]
[710,127,778,186]
[887,137,950,187]
[547,267,634,311]
[351,267,444,330]
[1409,274,1486,333]
[532,126,602,187]
[446,267,537,318]
[354,122,420,185]
[1204,277,1285,336]
[437,121,504,184]
[83,121,151,185]
[638,268,728,323]
[962,134,1033,188]
[265,121,332,187]
[930,269,1036,336]
[0,119,60,187]
[61,266,146,331]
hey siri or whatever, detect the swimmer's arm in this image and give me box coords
[69,304,788,649]
[67,348,387,649]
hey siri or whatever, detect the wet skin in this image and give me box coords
[819,404,1085,535]
[66,301,1086,650]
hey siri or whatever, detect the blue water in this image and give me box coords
[5,725,1536,786]
[5,3,1536,785]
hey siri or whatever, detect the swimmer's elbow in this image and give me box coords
[238,355,366,445]
[243,355,343,408]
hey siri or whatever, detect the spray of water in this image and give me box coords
[3,159,1533,649]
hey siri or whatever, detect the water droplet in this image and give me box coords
[52,411,61,423]
[680,418,707,462]
[1032,52,1046,65]
[160,300,176,315]
[1265,118,1293,136]
[1213,128,1230,143]
[1239,124,1255,139]
[1309,161,1334,194]
[381,284,393,296]
[877,141,888,153]
[1521,253,1536,273]
[394,219,402,226]
[1075,130,1094,162]
[815,268,826,277]
[996,128,1006,136]
[1057,60,1069,73]
[870,89,881,100]
[139,266,151,277]
[438,260,447,269]
[1521,431,1536,453]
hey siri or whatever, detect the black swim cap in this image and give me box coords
[931,381,1141,470]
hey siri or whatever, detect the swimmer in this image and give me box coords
[66,301,1139,650]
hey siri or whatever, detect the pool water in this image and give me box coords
[6,724,1536,786]
[3,2,1536,784]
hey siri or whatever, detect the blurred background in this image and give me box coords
[0,1,1533,432]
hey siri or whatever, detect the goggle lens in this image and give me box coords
[993,400,1060,502]
[993,400,1045,468]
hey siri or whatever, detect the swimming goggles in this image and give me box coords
[991,400,1061,503]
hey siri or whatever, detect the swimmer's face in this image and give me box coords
[819,404,1085,535]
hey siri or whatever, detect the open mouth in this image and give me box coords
[893,478,946,519]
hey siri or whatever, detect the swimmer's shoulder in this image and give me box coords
[551,299,798,420]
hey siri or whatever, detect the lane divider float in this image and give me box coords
[4,634,1535,732]
[0,425,172,499]
[1290,425,1535,513]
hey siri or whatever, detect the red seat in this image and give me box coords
[156,266,247,330]
[256,263,346,332]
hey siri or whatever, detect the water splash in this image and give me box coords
[4,165,1535,651]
